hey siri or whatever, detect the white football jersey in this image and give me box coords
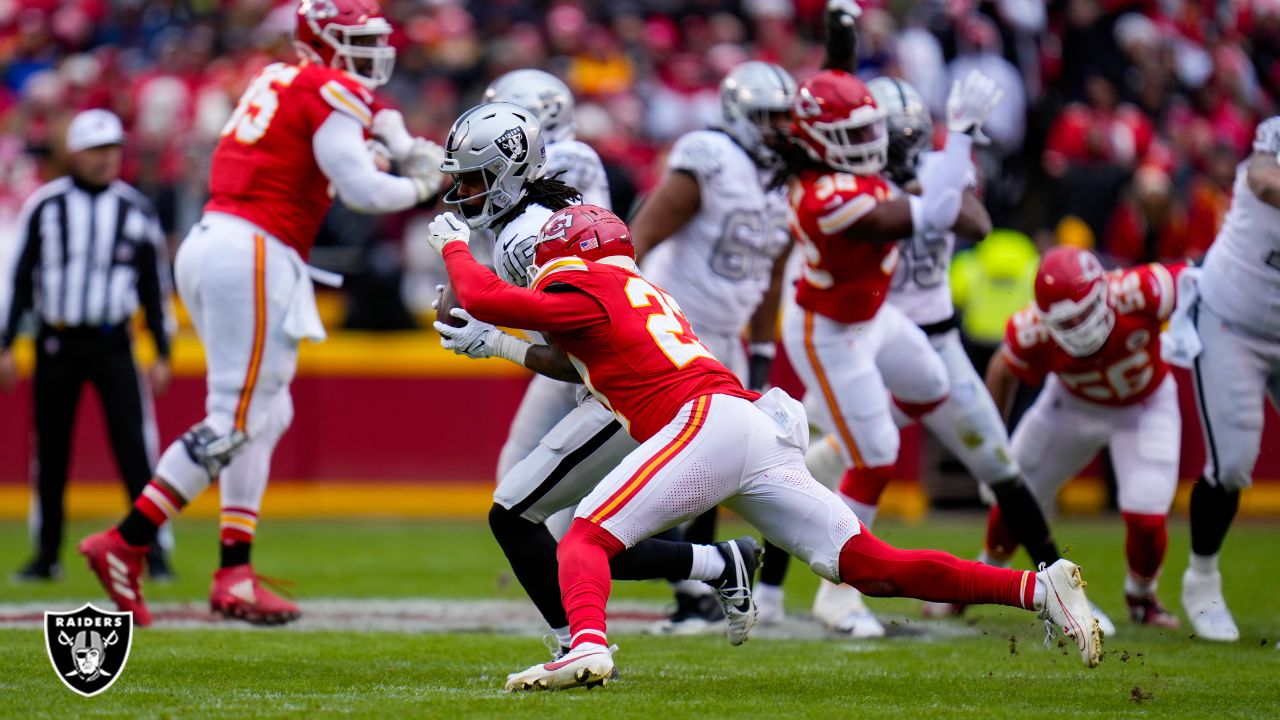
[1199,161,1280,338]
[545,139,611,210]
[887,214,957,327]
[492,203,556,288]
[641,130,790,336]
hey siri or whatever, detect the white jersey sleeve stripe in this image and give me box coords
[817,195,877,236]
[1150,263,1176,321]
[320,81,372,128]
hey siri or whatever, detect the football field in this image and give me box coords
[1,516,1276,719]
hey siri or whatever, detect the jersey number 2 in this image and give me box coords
[625,278,714,369]
[221,65,301,145]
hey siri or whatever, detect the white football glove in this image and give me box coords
[945,70,1004,143]
[401,137,446,202]
[426,212,470,254]
[827,0,862,25]
[434,308,532,365]
[371,108,415,159]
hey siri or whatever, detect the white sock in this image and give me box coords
[1125,572,1156,597]
[673,579,714,597]
[755,582,784,606]
[840,493,879,531]
[688,545,727,582]
[1189,552,1219,576]
[553,625,571,649]
[1032,575,1047,610]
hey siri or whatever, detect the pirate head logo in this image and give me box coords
[494,126,528,163]
[44,603,133,697]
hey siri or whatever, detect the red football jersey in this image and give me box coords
[1002,263,1182,407]
[530,257,760,441]
[205,62,376,258]
[789,168,898,323]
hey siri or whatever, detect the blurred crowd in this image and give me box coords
[1,0,1275,327]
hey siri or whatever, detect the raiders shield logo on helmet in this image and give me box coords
[44,603,133,697]
[494,127,528,163]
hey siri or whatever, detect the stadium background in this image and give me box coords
[2,0,1280,522]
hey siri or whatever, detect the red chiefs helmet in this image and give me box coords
[295,0,395,88]
[1034,246,1115,357]
[790,70,888,175]
[534,205,635,272]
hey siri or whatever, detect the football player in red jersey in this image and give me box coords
[425,204,1102,689]
[79,0,444,627]
[983,246,1185,628]
[775,67,1012,633]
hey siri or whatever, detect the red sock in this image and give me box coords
[135,481,184,526]
[839,466,894,506]
[1122,512,1168,583]
[984,505,1019,561]
[558,519,625,649]
[839,524,1036,610]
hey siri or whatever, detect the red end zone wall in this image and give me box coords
[0,349,1275,488]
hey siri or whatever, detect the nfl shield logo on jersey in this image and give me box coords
[494,127,528,163]
[44,604,133,697]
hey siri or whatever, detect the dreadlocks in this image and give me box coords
[511,176,583,220]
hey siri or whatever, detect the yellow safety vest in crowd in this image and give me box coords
[950,229,1040,345]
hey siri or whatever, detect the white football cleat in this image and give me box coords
[812,579,885,638]
[1091,602,1117,638]
[1181,567,1239,642]
[712,537,760,646]
[504,642,615,692]
[1037,560,1103,668]
[754,583,786,626]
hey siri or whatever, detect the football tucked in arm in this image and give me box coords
[435,285,467,327]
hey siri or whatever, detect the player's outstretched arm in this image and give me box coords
[984,345,1022,425]
[314,112,437,213]
[629,170,701,262]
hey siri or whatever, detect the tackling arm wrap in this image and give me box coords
[441,243,605,332]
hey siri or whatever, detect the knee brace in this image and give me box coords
[180,422,248,480]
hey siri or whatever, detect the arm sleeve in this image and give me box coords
[442,243,607,332]
[313,111,423,214]
[135,213,174,359]
[2,196,45,349]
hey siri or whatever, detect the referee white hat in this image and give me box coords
[66,109,125,153]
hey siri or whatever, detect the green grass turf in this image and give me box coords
[1,516,1277,719]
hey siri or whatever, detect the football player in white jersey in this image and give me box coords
[1166,117,1280,642]
[480,70,612,532]
[629,60,796,633]
[434,103,760,659]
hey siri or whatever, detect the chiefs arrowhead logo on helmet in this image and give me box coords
[790,70,888,175]
[533,205,635,273]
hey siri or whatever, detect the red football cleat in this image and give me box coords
[78,529,152,627]
[1127,593,1181,629]
[210,565,301,625]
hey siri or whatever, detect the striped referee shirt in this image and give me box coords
[2,176,173,357]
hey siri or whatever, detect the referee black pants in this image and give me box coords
[32,325,152,560]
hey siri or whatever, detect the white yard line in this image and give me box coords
[0,598,977,640]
